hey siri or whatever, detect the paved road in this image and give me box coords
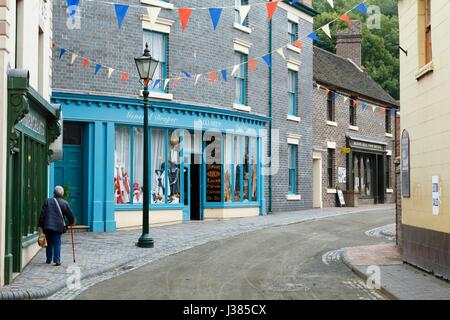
[76,209,393,300]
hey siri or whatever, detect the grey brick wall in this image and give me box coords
[52,1,315,213]
[312,87,396,207]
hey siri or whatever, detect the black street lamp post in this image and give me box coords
[134,43,159,248]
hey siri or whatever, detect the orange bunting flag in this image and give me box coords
[82,58,89,69]
[380,107,386,113]
[339,13,352,26]
[248,59,256,73]
[353,99,358,108]
[121,72,129,82]
[173,77,181,87]
[51,42,56,49]
[209,71,216,86]
[293,40,303,49]
[178,8,193,31]
[266,1,278,21]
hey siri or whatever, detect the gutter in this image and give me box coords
[268,6,273,214]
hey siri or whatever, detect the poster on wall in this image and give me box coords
[432,176,440,216]
[206,164,222,202]
[338,167,346,184]
[401,130,410,197]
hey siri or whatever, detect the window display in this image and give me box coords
[114,127,131,204]
[152,128,166,204]
[224,134,233,202]
[250,137,257,201]
[234,136,242,201]
[133,128,144,204]
[168,129,181,204]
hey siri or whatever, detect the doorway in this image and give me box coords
[376,155,385,204]
[312,156,322,208]
[189,153,202,220]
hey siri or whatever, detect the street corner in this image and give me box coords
[344,243,402,268]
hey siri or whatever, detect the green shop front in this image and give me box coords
[4,70,61,285]
[50,92,269,232]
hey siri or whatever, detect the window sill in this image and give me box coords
[349,125,359,131]
[327,188,337,194]
[286,194,301,201]
[326,120,338,127]
[150,91,173,100]
[386,189,394,194]
[287,43,301,54]
[287,114,301,122]
[233,103,251,112]
[140,0,174,10]
[233,23,252,34]
[415,61,434,80]
[385,132,393,138]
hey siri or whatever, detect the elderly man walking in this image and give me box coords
[38,186,75,266]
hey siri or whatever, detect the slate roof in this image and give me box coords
[313,46,399,108]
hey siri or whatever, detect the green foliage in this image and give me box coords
[312,0,399,100]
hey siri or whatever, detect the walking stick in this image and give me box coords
[70,226,76,263]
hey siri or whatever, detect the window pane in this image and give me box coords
[114,127,131,204]
[234,136,242,201]
[243,136,249,201]
[143,31,165,88]
[168,129,181,204]
[151,128,166,204]
[133,128,144,204]
[205,133,222,203]
[224,134,233,202]
[250,137,257,201]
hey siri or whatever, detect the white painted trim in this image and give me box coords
[149,91,173,100]
[386,189,394,194]
[287,114,301,122]
[233,103,251,112]
[387,150,392,156]
[313,152,322,160]
[327,141,336,149]
[233,23,252,34]
[415,61,434,80]
[287,11,299,23]
[287,133,301,145]
[287,58,301,71]
[278,1,314,23]
[140,0,174,10]
[204,207,259,220]
[233,38,252,55]
[326,120,338,127]
[327,189,337,194]
[141,17,174,34]
[286,43,301,54]
[385,132,393,138]
[348,125,359,131]
[286,194,301,201]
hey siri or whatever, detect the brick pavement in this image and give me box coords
[0,205,392,300]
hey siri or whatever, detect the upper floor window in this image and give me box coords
[234,52,248,105]
[425,0,432,64]
[234,0,249,26]
[288,70,297,116]
[327,148,334,189]
[143,30,167,91]
[327,91,335,122]
[288,20,299,43]
[385,109,392,134]
[288,144,298,194]
[349,98,357,126]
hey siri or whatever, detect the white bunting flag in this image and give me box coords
[231,65,239,77]
[321,24,332,39]
[147,7,161,28]
[372,105,376,112]
[239,5,251,24]
[317,84,321,90]
[70,53,78,65]
[276,48,286,60]
[326,0,334,8]
[164,79,170,90]
[194,74,201,86]
[343,96,348,103]
[108,68,114,78]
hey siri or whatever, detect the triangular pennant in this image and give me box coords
[339,13,352,26]
[146,7,161,28]
[70,53,78,64]
[293,40,303,50]
[178,8,193,31]
[372,105,376,112]
[51,42,56,49]
[390,108,397,115]
[181,70,192,78]
[317,84,321,90]
[276,48,286,60]
[94,64,102,75]
[291,0,299,4]
[265,1,278,21]
[152,79,161,88]
[231,65,239,77]
[108,68,114,78]
[356,4,367,14]
[208,8,223,31]
[362,103,367,111]
[209,71,215,86]
[221,69,227,81]
[121,72,129,82]
[343,96,348,103]
[308,32,320,42]
[239,5,251,24]
[248,59,256,73]
[380,107,386,113]
[194,74,201,85]
[164,79,170,89]
[173,77,181,87]
[321,24,332,39]
[326,0,334,8]
[353,99,358,108]
[59,48,66,59]
[67,0,80,17]
[114,4,129,29]
[82,58,89,69]
[262,54,271,68]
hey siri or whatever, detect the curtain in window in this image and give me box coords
[114,127,131,204]
[224,134,233,202]
[168,130,181,204]
[133,128,144,204]
[250,137,257,201]
[143,31,165,88]
[151,128,166,204]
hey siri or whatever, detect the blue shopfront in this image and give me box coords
[50,93,268,232]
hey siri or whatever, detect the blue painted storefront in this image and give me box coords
[50,92,269,232]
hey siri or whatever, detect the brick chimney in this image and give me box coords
[336,20,362,67]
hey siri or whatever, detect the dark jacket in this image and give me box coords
[39,197,75,233]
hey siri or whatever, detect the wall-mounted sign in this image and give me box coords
[341,147,351,154]
[401,130,410,197]
[338,167,346,183]
[432,176,440,215]
[349,140,385,152]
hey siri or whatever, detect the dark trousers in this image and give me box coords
[44,229,62,264]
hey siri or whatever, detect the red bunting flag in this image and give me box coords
[266,1,278,21]
[173,77,181,87]
[353,99,358,108]
[51,42,56,49]
[121,72,129,82]
[82,58,89,69]
[293,40,303,49]
[339,13,352,26]
[178,8,193,31]
[209,71,216,86]
[248,59,256,73]
[380,107,386,113]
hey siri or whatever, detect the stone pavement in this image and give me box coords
[0,205,392,300]
[342,243,450,300]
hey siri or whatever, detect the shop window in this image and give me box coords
[234,52,247,105]
[168,129,181,204]
[250,137,258,201]
[327,91,335,122]
[151,128,166,204]
[327,148,334,188]
[133,128,144,204]
[349,98,357,126]
[288,144,297,194]
[115,127,131,204]
[234,136,242,201]
[288,20,299,43]
[63,122,83,145]
[143,30,167,91]
[224,134,233,202]
[205,133,222,203]
[288,70,297,116]
[243,136,250,201]
[235,0,249,26]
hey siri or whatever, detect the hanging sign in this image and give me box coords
[341,147,351,154]
[401,130,410,198]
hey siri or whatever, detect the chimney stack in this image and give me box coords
[336,20,362,67]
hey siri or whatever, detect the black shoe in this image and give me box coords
[54,262,61,266]
[46,261,51,264]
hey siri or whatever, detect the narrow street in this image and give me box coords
[76,209,393,300]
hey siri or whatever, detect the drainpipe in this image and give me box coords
[268,11,273,214]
